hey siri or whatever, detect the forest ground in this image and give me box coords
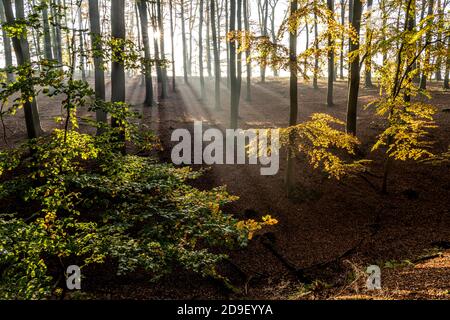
[2,75,449,300]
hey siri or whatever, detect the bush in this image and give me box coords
[0,128,274,299]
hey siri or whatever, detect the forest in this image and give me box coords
[0,0,449,301]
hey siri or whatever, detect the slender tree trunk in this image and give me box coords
[180,0,188,83]
[444,36,450,89]
[206,0,212,78]
[0,0,14,82]
[199,0,205,99]
[236,0,242,101]
[2,0,42,138]
[243,0,251,101]
[42,1,53,60]
[286,0,298,196]
[229,0,238,129]
[137,0,154,106]
[50,0,62,64]
[364,0,373,87]
[151,2,163,96]
[258,0,268,83]
[434,0,442,81]
[419,0,434,89]
[111,0,126,148]
[78,6,86,81]
[156,0,168,98]
[345,0,362,135]
[313,0,319,89]
[226,0,230,88]
[210,0,221,109]
[269,0,278,77]
[88,0,107,128]
[327,0,335,106]
[169,0,176,91]
[340,0,345,79]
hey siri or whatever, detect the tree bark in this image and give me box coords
[419,0,434,89]
[243,0,251,101]
[0,0,14,82]
[88,0,107,128]
[229,0,238,129]
[156,0,168,98]
[2,0,43,139]
[111,0,126,135]
[364,0,373,87]
[199,0,205,99]
[169,0,176,91]
[327,0,335,106]
[210,0,221,109]
[180,0,188,83]
[286,0,298,196]
[137,0,154,106]
[345,0,362,135]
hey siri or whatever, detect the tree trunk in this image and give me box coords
[286,0,298,196]
[339,0,345,79]
[206,0,212,78]
[42,1,53,60]
[243,0,251,101]
[180,0,188,83]
[137,0,154,106]
[210,0,221,109]
[0,0,14,82]
[364,0,373,87]
[236,0,242,101]
[169,0,176,91]
[444,36,449,89]
[345,0,362,135]
[199,0,205,99]
[434,0,442,81]
[419,0,434,89]
[88,0,107,128]
[111,0,126,145]
[78,6,86,81]
[313,0,319,89]
[2,0,43,139]
[327,0,334,106]
[156,0,168,98]
[229,0,238,129]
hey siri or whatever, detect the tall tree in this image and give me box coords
[444,36,450,89]
[419,0,434,89]
[137,0,154,106]
[0,0,14,82]
[434,0,443,81]
[199,0,205,99]
[210,0,221,109]
[339,0,346,79]
[2,0,43,138]
[257,0,269,82]
[327,0,335,106]
[345,0,362,135]
[229,0,239,129]
[364,0,373,87]
[180,0,188,83]
[156,0,168,98]
[111,0,126,137]
[313,0,319,89]
[88,0,107,128]
[42,0,53,60]
[236,0,242,101]
[286,0,298,195]
[243,0,251,101]
[169,0,176,90]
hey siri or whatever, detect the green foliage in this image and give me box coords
[0,127,260,299]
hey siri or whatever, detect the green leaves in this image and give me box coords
[0,128,250,299]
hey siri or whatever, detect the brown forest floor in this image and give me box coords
[2,75,449,300]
